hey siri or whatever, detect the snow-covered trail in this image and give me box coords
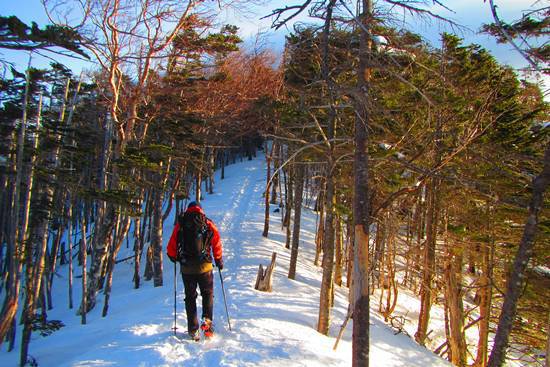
[1,153,451,367]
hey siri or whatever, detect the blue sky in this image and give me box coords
[1,0,545,89]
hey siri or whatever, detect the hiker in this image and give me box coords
[167,201,223,341]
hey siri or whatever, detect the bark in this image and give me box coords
[195,170,202,204]
[195,149,205,204]
[83,203,115,313]
[314,190,325,267]
[288,164,304,280]
[162,169,182,222]
[318,166,335,334]
[133,215,142,289]
[317,0,337,336]
[334,216,344,287]
[373,217,385,288]
[353,2,372,365]
[263,141,273,238]
[144,245,154,281]
[488,145,550,367]
[208,148,215,195]
[270,144,279,205]
[474,240,494,367]
[81,217,88,325]
[380,219,398,322]
[151,187,164,287]
[443,232,467,366]
[135,190,151,288]
[415,179,439,346]
[221,150,226,180]
[68,202,74,309]
[102,215,130,316]
[255,252,277,292]
[284,165,293,249]
[346,221,354,289]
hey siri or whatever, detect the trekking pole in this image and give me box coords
[218,267,232,331]
[172,261,177,336]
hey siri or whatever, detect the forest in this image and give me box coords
[0,1,548,367]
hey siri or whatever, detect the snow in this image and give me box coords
[0,154,451,367]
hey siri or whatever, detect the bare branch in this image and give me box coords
[262,0,314,30]
[486,0,541,72]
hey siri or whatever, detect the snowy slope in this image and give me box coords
[0,154,451,367]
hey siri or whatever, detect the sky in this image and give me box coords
[0,0,546,90]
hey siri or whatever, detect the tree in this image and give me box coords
[0,16,88,59]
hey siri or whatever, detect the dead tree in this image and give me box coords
[255,252,277,292]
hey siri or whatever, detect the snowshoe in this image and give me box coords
[189,330,200,342]
[201,318,214,339]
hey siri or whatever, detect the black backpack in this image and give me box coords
[176,211,212,264]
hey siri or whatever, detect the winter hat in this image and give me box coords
[187,201,201,209]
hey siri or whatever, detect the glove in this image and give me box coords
[215,257,224,270]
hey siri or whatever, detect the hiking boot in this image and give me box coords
[189,330,200,342]
[201,318,214,338]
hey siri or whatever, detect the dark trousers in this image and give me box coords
[181,271,213,333]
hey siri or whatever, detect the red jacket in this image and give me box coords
[167,206,222,263]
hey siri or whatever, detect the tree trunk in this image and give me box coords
[133,215,142,289]
[102,215,130,316]
[318,0,337,336]
[68,201,74,309]
[443,230,467,366]
[474,240,494,367]
[346,221,354,289]
[334,216,344,287]
[314,190,325,267]
[255,252,277,292]
[271,144,279,205]
[263,141,273,238]
[488,145,550,367]
[352,2,372,365]
[221,150,226,180]
[380,219,398,322]
[415,179,439,346]
[208,148,215,195]
[284,165,293,249]
[317,165,335,335]
[288,164,304,280]
[151,187,164,287]
[81,216,88,325]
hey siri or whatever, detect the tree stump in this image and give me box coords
[254,252,277,292]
